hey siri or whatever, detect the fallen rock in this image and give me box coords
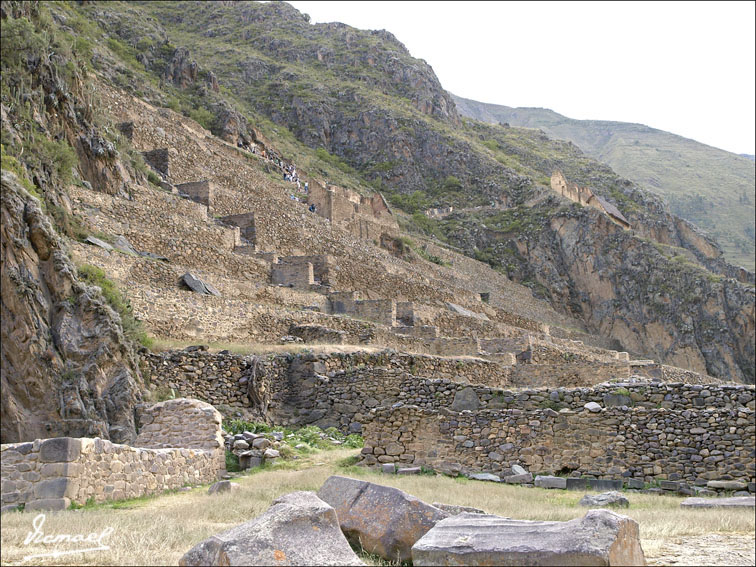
[317,475,448,562]
[180,272,221,296]
[84,235,113,251]
[180,491,362,566]
[469,473,501,482]
[511,464,528,475]
[680,496,755,508]
[579,491,630,508]
[398,467,421,475]
[502,473,533,484]
[707,480,748,491]
[584,402,602,413]
[411,510,646,566]
[207,481,240,495]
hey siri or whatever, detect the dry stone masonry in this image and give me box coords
[1,399,225,511]
[358,403,755,487]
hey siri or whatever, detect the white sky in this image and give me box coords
[287,1,756,155]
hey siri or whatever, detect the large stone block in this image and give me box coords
[535,475,567,489]
[411,510,646,566]
[180,491,361,566]
[39,438,81,463]
[680,496,755,508]
[317,475,448,562]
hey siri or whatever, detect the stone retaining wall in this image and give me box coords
[0,399,224,511]
[359,405,756,485]
[142,350,754,430]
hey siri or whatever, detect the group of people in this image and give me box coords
[237,138,316,213]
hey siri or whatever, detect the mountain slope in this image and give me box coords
[2,0,753,387]
[453,95,756,271]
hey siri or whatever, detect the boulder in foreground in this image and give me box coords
[411,509,646,566]
[317,475,448,563]
[179,491,363,566]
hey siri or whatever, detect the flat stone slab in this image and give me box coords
[680,496,755,508]
[180,491,362,566]
[469,473,501,482]
[566,478,623,491]
[707,480,748,491]
[445,301,489,321]
[411,510,646,566]
[84,235,113,251]
[535,475,567,490]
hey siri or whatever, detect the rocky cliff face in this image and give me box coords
[1,172,143,443]
[446,204,755,383]
[1,1,145,443]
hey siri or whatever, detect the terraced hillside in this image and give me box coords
[1,0,754,442]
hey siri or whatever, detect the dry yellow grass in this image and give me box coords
[1,449,753,566]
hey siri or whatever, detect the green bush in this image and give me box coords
[77,264,153,347]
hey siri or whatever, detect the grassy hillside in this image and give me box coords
[453,95,756,271]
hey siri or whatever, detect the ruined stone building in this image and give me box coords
[550,171,631,229]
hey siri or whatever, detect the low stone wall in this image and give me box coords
[0,399,225,511]
[359,405,756,485]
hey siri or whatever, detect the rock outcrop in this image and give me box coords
[1,172,143,443]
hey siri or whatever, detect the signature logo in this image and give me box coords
[22,513,114,562]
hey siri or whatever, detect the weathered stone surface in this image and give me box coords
[180,491,362,566]
[445,302,489,321]
[180,272,221,296]
[680,496,755,508]
[84,235,113,251]
[433,503,487,515]
[451,387,481,412]
[411,510,646,566]
[398,467,421,475]
[39,438,82,463]
[502,473,533,484]
[469,473,501,482]
[381,463,396,474]
[535,475,568,489]
[208,481,240,495]
[584,402,602,413]
[317,475,448,562]
[511,464,528,475]
[579,491,630,508]
[2,173,142,444]
[707,480,748,491]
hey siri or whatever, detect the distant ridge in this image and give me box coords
[453,95,756,270]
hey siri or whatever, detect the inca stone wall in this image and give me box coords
[0,399,224,511]
[359,404,755,485]
[142,350,754,432]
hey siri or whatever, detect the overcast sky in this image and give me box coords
[287,1,756,155]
